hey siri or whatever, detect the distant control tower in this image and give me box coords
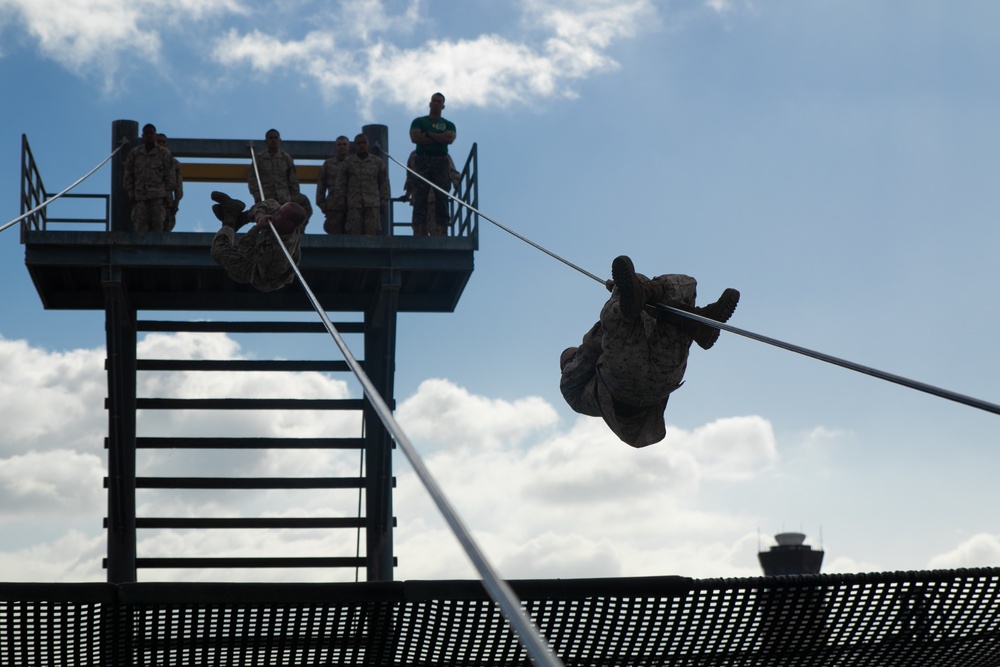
[758,532,824,576]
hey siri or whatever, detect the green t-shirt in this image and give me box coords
[411,115,456,156]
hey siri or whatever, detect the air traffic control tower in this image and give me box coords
[19,120,479,584]
[758,532,825,576]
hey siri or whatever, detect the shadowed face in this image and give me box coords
[142,125,157,149]
[354,135,369,156]
[429,93,445,116]
[335,136,350,157]
[265,130,281,153]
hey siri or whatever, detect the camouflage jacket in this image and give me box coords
[334,154,390,210]
[123,144,177,202]
[248,149,299,203]
[316,155,349,213]
[245,199,303,291]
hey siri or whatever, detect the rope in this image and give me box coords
[247,148,563,667]
[2,138,128,234]
[382,147,1000,419]
[649,302,1000,416]
[377,147,604,283]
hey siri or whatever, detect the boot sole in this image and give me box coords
[612,256,643,318]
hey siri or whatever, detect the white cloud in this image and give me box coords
[0,0,241,87]
[396,377,558,451]
[928,533,1000,570]
[0,331,790,583]
[0,337,106,449]
[2,0,661,109]
[208,0,660,115]
[0,449,104,515]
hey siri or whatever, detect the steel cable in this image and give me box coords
[2,138,127,234]
[248,149,563,667]
[382,146,1000,418]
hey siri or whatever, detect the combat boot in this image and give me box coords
[686,288,740,350]
[611,255,646,318]
[211,191,250,230]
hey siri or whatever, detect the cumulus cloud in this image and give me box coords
[2,0,666,109]
[0,330,787,583]
[0,450,104,515]
[0,337,106,449]
[0,0,242,87]
[211,0,659,114]
[928,533,1000,570]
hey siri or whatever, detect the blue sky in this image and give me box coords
[1,0,1000,583]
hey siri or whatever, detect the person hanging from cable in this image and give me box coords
[208,191,307,292]
[560,255,740,448]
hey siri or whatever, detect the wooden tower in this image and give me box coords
[20,119,478,583]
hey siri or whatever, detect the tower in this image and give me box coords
[20,120,479,583]
[758,531,824,576]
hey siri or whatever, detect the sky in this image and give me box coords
[1,0,999,585]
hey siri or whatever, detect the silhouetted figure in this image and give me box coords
[209,191,306,293]
[560,256,740,447]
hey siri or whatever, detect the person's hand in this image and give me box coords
[605,279,615,292]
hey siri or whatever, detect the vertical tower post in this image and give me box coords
[362,124,391,236]
[111,120,138,233]
[103,270,137,583]
[359,123,395,578]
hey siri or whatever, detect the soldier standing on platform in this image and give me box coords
[123,123,176,233]
[248,128,313,223]
[316,135,351,235]
[334,134,390,236]
[409,92,456,236]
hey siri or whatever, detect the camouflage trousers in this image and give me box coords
[131,199,166,233]
[412,190,448,236]
[412,155,451,234]
[560,274,697,447]
[323,210,345,235]
[164,203,178,232]
[597,274,696,406]
[210,227,296,292]
[346,207,381,236]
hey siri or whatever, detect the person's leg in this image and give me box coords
[412,156,433,234]
[362,207,381,236]
[345,208,363,235]
[324,211,344,235]
[131,200,150,233]
[147,199,166,233]
[429,157,452,233]
[560,322,604,417]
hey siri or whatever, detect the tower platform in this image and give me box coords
[22,229,474,313]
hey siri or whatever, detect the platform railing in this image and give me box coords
[20,135,111,234]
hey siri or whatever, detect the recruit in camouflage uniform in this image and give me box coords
[404,150,461,236]
[334,135,390,236]
[210,198,304,293]
[123,124,177,233]
[560,256,740,448]
[315,136,351,235]
[248,129,300,203]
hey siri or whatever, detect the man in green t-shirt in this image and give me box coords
[409,92,457,235]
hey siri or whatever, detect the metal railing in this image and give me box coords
[390,143,479,242]
[19,134,110,233]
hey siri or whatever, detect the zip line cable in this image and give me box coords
[248,148,563,667]
[648,303,1000,416]
[378,147,604,283]
[381,146,1000,418]
[2,138,128,234]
